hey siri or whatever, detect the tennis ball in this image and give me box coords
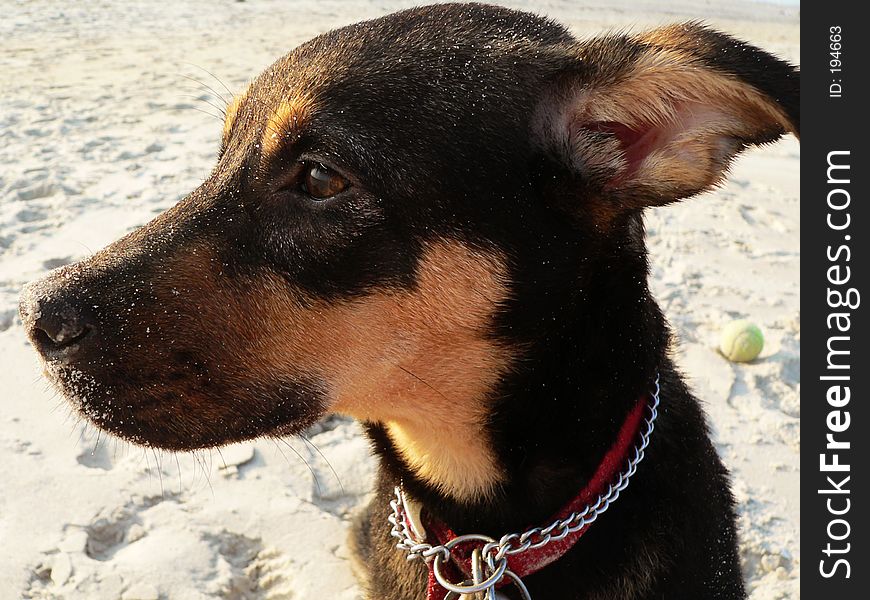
[719,320,764,362]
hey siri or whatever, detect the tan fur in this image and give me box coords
[156,240,514,500]
[261,95,314,159]
[637,24,698,48]
[578,48,794,135]
[222,90,247,146]
[544,37,797,213]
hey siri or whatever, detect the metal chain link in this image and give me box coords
[388,374,661,591]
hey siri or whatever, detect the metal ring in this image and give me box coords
[433,553,508,595]
[501,568,533,600]
[442,533,497,550]
[443,581,474,600]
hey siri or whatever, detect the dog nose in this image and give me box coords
[20,284,96,359]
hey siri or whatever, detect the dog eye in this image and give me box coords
[302,163,349,200]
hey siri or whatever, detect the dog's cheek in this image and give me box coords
[322,241,518,500]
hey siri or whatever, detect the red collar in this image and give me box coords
[401,395,652,600]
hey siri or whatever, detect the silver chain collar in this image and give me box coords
[388,375,661,599]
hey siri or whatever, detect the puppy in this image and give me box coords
[19,3,798,599]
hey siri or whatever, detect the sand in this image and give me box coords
[0,1,799,598]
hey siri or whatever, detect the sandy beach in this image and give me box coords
[0,1,799,598]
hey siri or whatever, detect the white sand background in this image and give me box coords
[0,1,799,598]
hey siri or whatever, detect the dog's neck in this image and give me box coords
[366,302,668,536]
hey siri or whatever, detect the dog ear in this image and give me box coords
[535,23,799,218]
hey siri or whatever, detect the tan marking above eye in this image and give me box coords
[222,90,247,147]
[261,95,314,159]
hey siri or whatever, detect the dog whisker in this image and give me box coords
[215,446,228,471]
[179,94,227,118]
[185,105,225,122]
[175,453,184,494]
[68,417,83,441]
[396,364,452,404]
[51,396,66,414]
[189,450,202,486]
[77,422,91,445]
[73,241,94,255]
[301,434,344,496]
[275,436,323,497]
[178,83,225,102]
[270,438,294,471]
[142,447,152,485]
[190,450,214,497]
[179,73,232,106]
[182,62,236,100]
[152,448,165,498]
[92,429,102,455]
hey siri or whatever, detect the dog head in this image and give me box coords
[20,4,797,498]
